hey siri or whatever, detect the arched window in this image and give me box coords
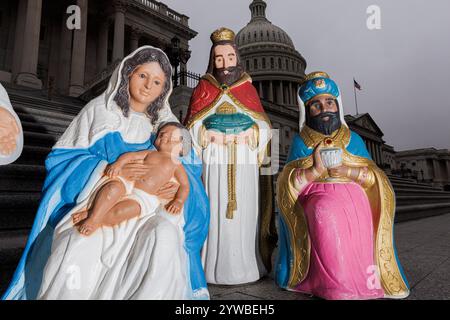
[270,57,274,69]
[278,58,282,69]
[246,60,250,71]
[254,58,258,70]
[262,57,266,69]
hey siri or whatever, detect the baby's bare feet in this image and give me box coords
[72,210,89,224]
[77,217,101,236]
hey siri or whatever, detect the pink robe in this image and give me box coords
[295,182,385,300]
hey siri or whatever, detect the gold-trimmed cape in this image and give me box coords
[185,73,271,129]
[276,126,409,298]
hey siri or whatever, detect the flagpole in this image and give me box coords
[353,77,359,115]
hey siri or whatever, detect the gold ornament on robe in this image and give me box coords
[276,125,410,298]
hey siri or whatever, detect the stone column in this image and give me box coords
[14,0,43,89]
[112,1,126,62]
[97,18,109,72]
[129,28,141,53]
[376,144,382,165]
[372,142,376,162]
[269,80,274,102]
[12,0,26,79]
[69,0,88,97]
[278,81,284,105]
[446,159,450,182]
[47,21,61,89]
[368,141,374,160]
[373,143,379,164]
[258,81,263,99]
[57,14,73,94]
[288,82,293,106]
[432,160,441,183]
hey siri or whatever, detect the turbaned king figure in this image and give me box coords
[184,27,274,285]
[275,72,410,299]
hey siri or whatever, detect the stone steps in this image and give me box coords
[0,229,29,295]
[397,194,450,206]
[393,187,450,196]
[396,202,450,222]
[390,181,442,191]
[23,131,58,148]
[0,89,80,237]
[20,120,67,136]
[0,193,41,230]
[0,164,46,192]
[14,145,52,165]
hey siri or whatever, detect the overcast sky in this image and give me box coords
[164,0,450,151]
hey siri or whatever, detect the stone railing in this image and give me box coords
[173,70,201,89]
[132,0,189,26]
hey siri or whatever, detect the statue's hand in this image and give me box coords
[328,165,350,179]
[165,199,183,215]
[156,181,179,201]
[0,107,19,156]
[235,128,254,145]
[312,142,326,176]
[105,162,123,178]
[207,130,225,145]
[119,163,148,181]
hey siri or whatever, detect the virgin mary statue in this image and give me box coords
[2,46,210,300]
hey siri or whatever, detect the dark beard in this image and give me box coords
[306,111,342,136]
[213,66,243,86]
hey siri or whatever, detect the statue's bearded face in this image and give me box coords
[306,95,342,135]
[213,44,243,86]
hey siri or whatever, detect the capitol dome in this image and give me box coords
[236,0,306,108]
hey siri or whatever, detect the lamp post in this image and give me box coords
[169,36,181,87]
[168,36,191,87]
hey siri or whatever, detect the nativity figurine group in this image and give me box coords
[1,27,409,301]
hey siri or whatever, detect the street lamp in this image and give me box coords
[169,36,191,87]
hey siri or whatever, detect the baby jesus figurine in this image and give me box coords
[72,122,191,236]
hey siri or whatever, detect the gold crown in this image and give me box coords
[211,27,236,43]
[216,102,237,114]
[301,71,330,85]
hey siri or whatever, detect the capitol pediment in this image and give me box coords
[348,113,384,136]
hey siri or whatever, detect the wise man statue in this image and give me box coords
[184,27,275,285]
[0,84,23,165]
[275,71,410,299]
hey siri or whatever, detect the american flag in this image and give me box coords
[354,79,362,90]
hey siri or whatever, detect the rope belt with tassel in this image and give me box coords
[226,138,237,219]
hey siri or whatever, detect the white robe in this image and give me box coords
[37,172,188,300]
[191,93,270,285]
